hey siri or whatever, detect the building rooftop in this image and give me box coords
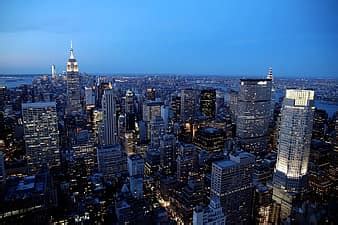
[22,101,56,109]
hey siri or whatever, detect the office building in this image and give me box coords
[194,127,225,154]
[128,154,144,199]
[97,145,126,181]
[101,89,118,145]
[0,151,5,183]
[181,89,198,122]
[22,102,60,174]
[159,134,176,175]
[193,197,225,225]
[150,116,165,148]
[236,79,272,154]
[200,89,216,118]
[273,89,315,220]
[211,151,255,225]
[85,86,95,109]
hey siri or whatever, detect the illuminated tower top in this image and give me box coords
[67,41,78,72]
[267,67,273,80]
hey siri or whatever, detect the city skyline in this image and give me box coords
[1,0,338,77]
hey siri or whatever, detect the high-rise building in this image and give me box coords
[150,116,165,148]
[97,145,126,181]
[0,151,5,183]
[181,89,198,122]
[160,134,176,175]
[51,64,57,79]
[128,154,144,198]
[210,151,255,225]
[85,86,95,109]
[66,42,82,115]
[193,197,225,225]
[142,100,163,123]
[125,90,135,114]
[146,88,156,101]
[200,89,216,118]
[236,79,272,154]
[170,93,181,122]
[272,89,315,220]
[177,143,195,182]
[0,85,5,111]
[228,90,238,122]
[193,127,225,154]
[101,89,117,146]
[22,102,60,174]
[96,80,112,108]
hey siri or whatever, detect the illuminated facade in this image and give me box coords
[128,154,144,199]
[22,102,60,174]
[193,197,225,225]
[101,89,117,146]
[273,89,315,220]
[66,42,82,115]
[210,151,255,225]
[181,89,198,122]
[236,79,272,154]
[97,145,126,181]
[200,89,216,118]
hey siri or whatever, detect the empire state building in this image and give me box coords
[66,42,82,115]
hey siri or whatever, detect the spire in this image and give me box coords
[69,40,75,59]
[267,67,273,80]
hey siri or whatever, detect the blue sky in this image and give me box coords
[0,0,337,77]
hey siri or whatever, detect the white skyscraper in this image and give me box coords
[101,89,117,146]
[273,89,315,220]
[22,102,60,174]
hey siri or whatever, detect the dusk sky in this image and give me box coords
[1,0,338,77]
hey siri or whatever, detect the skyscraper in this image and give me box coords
[181,89,198,122]
[101,89,117,146]
[0,151,5,183]
[210,151,255,225]
[200,89,216,118]
[272,89,315,220]
[22,102,60,174]
[236,79,272,154]
[66,42,82,115]
[51,64,57,80]
[97,145,127,181]
[128,154,144,198]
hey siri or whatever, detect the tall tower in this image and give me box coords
[22,102,60,174]
[101,89,117,146]
[200,89,216,118]
[272,89,315,220]
[66,41,81,115]
[236,79,272,154]
[267,67,273,80]
[51,64,57,79]
[181,89,198,122]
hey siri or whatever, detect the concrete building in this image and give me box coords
[236,79,272,154]
[193,197,225,225]
[211,151,255,225]
[22,102,60,174]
